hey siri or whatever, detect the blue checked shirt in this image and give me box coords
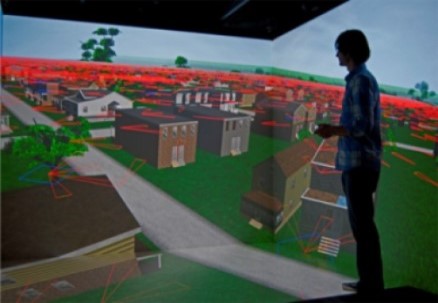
[336,63,382,171]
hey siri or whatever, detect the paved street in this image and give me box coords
[1,87,351,300]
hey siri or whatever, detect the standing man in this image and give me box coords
[315,29,384,295]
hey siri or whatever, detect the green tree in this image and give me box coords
[255,67,264,74]
[80,27,120,62]
[175,56,188,68]
[12,122,91,171]
[415,81,429,99]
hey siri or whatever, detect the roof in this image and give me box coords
[1,175,140,268]
[274,139,316,176]
[312,137,338,167]
[243,190,283,213]
[117,108,198,126]
[178,105,251,119]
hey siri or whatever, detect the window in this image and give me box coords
[162,127,168,140]
[238,119,244,128]
[232,120,237,130]
[181,125,187,138]
[190,124,196,136]
[172,126,178,138]
[101,105,107,112]
[225,121,230,131]
[83,106,88,113]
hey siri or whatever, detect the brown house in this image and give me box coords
[115,108,198,169]
[1,175,160,303]
[241,139,316,232]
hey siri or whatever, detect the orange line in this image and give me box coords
[414,171,438,188]
[104,262,139,303]
[50,178,73,199]
[381,160,390,168]
[411,133,426,141]
[101,264,116,303]
[16,279,33,303]
[304,215,333,254]
[391,151,416,165]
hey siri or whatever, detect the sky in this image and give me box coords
[1,0,437,90]
[274,0,438,90]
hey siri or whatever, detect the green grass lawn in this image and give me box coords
[94,131,437,294]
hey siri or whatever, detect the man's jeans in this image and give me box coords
[342,167,384,292]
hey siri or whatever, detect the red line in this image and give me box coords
[16,279,33,303]
[304,215,333,254]
[67,176,114,188]
[120,124,160,135]
[50,177,73,199]
[104,262,139,302]
[101,264,116,303]
[313,165,341,175]
[30,279,56,303]
[193,115,225,121]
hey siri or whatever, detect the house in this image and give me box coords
[25,82,52,106]
[176,105,252,156]
[241,139,315,232]
[241,190,284,230]
[114,108,198,169]
[62,89,134,119]
[300,137,355,256]
[1,175,161,303]
[252,97,315,141]
[173,88,240,112]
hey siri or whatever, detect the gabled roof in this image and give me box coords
[274,139,316,176]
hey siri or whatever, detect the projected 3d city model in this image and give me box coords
[1,1,437,302]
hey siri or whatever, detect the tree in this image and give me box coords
[12,120,91,171]
[175,56,188,68]
[415,81,429,99]
[80,27,120,62]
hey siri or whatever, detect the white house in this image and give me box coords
[62,89,134,118]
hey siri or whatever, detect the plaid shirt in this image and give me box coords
[336,63,382,171]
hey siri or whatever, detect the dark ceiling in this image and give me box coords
[1,0,348,40]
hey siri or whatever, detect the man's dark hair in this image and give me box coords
[335,29,370,64]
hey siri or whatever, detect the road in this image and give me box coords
[1,87,351,300]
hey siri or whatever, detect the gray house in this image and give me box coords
[176,105,251,156]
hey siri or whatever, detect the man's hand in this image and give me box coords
[315,123,334,139]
